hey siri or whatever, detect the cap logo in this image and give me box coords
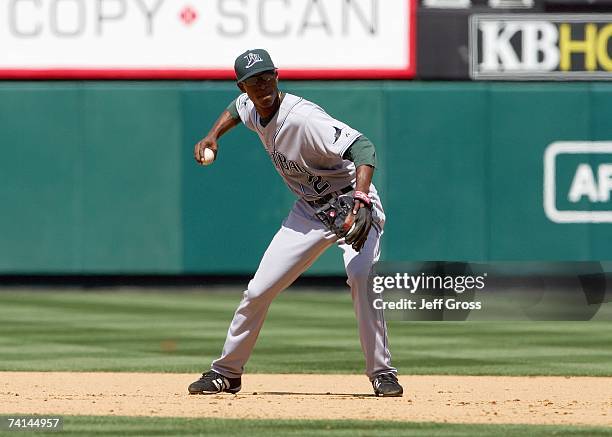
[244,53,263,69]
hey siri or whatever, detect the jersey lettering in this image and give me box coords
[288,161,302,173]
[277,153,289,170]
[271,151,330,195]
[311,176,330,194]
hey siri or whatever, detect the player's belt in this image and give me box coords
[306,185,353,208]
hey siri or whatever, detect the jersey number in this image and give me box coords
[309,176,330,195]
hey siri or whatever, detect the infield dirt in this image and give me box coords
[1,372,610,426]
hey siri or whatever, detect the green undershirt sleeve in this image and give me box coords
[343,135,377,168]
[226,98,240,121]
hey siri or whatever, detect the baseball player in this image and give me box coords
[188,49,402,397]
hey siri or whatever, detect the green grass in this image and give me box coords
[1,416,610,437]
[0,289,610,376]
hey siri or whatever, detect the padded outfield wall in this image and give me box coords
[1,82,611,275]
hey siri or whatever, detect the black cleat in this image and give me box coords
[372,372,403,397]
[188,370,242,395]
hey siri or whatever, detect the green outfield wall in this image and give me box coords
[1,82,611,275]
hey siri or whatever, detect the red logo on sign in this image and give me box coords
[180,6,198,26]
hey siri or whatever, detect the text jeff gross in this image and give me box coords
[373,298,482,311]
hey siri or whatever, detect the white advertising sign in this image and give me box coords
[0,0,415,79]
[544,142,612,223]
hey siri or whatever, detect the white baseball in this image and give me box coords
[200,148,215,165]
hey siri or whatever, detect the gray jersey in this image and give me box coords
[235,93,362,201]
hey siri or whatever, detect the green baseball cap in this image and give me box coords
[234,49,277,83]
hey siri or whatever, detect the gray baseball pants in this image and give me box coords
[211,187,396,380]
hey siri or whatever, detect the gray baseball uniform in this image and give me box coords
[210,92,396,381]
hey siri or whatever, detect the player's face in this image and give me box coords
[239,71,279,109]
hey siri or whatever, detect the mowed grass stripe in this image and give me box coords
[0,290,610,375]
[1,416,610,437]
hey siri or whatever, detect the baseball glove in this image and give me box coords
[315,193,373,252]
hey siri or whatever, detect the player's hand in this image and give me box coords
[194,136,218,165]
[344,192,373,252]
[342,199,363,232]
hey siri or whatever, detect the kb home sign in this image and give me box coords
[470,14,612,80]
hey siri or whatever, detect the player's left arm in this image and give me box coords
[352,164,374,213]
[339,136,377,251]
[343,136,377,214]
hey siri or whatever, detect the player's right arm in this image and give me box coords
[194,100,241,165]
